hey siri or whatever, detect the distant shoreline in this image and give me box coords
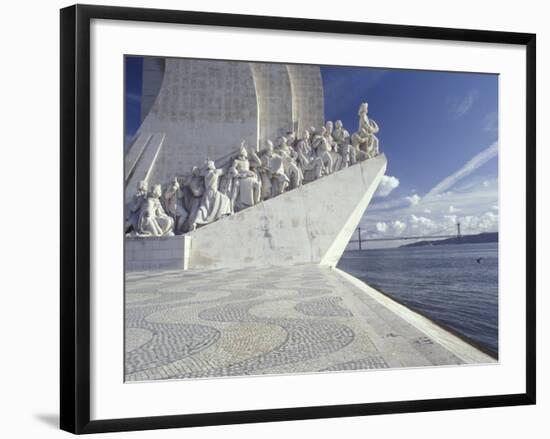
[399,232,498,248]
[342,235,499,252]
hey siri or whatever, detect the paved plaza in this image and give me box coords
[125,265,495,382]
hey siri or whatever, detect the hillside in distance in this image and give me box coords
[400,232,498,248]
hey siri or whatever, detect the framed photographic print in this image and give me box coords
[60,4,536,434]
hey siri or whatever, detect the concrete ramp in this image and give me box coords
[187,154,387,270]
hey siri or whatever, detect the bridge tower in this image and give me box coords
[457,222,462,243]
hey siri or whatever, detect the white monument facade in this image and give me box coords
[125,57,384,271]
[127,58,325,188]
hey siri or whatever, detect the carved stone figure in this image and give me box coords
[125,180,148,234]
[312,128,333,175]
[296,130,324,181]
[275,136,303,189]
[324,121,343,171]
[137,184,175,236]
[333,120,353,167]
[351,128,372,161]
[163,177,188,234]
[259,140,289,199]
[181,166,205,232]
[246,147,263,193]
[192,160,232,228]
[227,143,261,212]
[285,131,297,148]
[357,102,380,157]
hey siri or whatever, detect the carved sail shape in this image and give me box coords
[124,133,166,202]
[185,154,387,270]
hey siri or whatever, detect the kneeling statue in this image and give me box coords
[137,184,175,237]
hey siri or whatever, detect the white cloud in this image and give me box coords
[405,194,421,206]
[392,220,406,234]
[361,175,499,247]
[427,142,498,197]
[410,214,434,226]
[375,175,400,197]
[459,212,498,233]
[449,205,461,213]
[444,214,457,225]
[376,222,388,233]
[450,89,479,118]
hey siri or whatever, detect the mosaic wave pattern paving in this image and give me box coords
[125,265,467,381]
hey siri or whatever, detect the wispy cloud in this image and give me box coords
[427,142,498,197]
[483,111,498,133]
[449,89,479,118]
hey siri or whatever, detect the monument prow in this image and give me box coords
[187,154,386,270]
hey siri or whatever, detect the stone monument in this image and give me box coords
[124,57,386,271]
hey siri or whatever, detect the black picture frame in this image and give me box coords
[60,4,536,434]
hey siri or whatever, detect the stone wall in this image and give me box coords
[128,58,325,188]
[287,64,325,137]
[249,63,294,148]
[138,58,259,184]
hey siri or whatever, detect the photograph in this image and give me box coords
[123,55,499,382]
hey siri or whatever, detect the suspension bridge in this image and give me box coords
[350,222,463,250]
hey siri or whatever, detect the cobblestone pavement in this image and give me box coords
[125,265,479,382]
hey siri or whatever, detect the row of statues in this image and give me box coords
[125,102,381,237]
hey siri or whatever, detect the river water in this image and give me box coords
[337,242,498,355]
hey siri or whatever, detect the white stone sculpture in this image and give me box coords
[259,140,289,199]
[333,120,353,167]
[180,166,205,233]
[137,184,175,236]
[312,128,333,175]
[125,180,148,234]
[227,143,261,212]
[296,130,324,181]
[192,160,232,229]
[351,129,368,160]
[285,131,298,148]
[125,101,383,239]
[358,102,380,157]
[275,136,304,189]
[163,177,188,234]
[324,121,344,171]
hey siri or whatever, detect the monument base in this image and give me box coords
[125,235,191,272]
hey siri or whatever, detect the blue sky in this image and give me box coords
[321,65,498,247]
[125,58,498,247]
[124,56,144,151]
